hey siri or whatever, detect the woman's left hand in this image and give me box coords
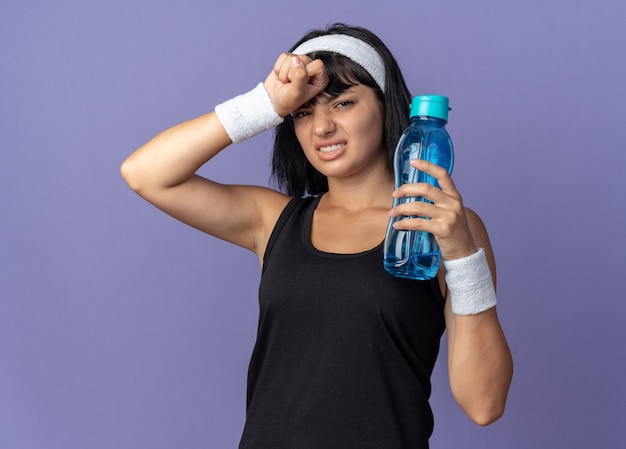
[389,159,477,261]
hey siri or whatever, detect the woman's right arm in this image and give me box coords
[120,110,289,260]
[120,53,328,260]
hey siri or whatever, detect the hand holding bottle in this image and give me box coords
[389,159,478,262]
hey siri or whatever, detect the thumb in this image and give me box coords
[287,56,308,84]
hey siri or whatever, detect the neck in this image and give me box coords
[322,167,394,211]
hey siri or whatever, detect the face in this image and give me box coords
[292,83,387,182]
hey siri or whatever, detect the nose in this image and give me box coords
[313,109,336,136]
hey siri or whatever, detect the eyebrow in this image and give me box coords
[301,86,358,108]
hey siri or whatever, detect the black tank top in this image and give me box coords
[239,196,445,449]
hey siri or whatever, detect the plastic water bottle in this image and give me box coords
[383,95,454,280]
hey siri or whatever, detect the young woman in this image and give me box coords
[121,23,513,449]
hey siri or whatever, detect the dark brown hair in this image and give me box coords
[271,23,412,196]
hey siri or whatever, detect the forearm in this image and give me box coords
[121,111,232,193]
[447,307,513,425]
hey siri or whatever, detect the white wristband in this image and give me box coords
[443,248,498,316]
[214,82,284,144]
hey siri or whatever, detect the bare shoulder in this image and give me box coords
[249,186,292,261]
[203,182,291,257]
[146,177,291,258]
[246,185,292,230]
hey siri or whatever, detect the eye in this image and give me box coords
[336,100,354,108]
[291,110,310,119]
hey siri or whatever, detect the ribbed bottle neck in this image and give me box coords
[410,116,448,126]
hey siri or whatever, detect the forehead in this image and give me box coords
[317,85,357,100]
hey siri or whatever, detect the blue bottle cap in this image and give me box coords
[409,95,451,121]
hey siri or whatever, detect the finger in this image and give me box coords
[273,53,292,82]
[390,202,458,230]
[410,159,458,194]
[391,216,439,235]
[287,58,328,106]
[276,54,311,82]
[296,54,313,65]
[391,207,460,242]
[390,200,438,219]
[278,55,298,83]
[304,59,329,91]
[273,53,289,72]
[287,56,309,86]
[394,182,449,205]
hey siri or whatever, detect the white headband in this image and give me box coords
[292,34,386,92]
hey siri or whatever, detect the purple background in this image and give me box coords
[1,0,625,448]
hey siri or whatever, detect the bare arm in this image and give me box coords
[120,110,289,260]
[120,54,328,261]
[441,209,513,425]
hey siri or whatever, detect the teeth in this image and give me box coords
[319,143,345,153]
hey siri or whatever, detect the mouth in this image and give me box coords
[318,143,346,153]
